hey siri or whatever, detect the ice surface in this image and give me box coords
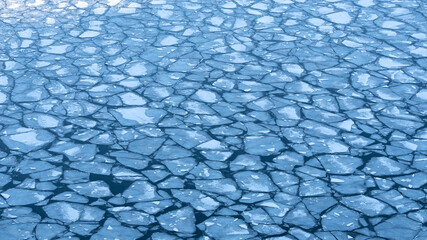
[0,0,425,238]
[234,171,277,192]
[326,11,352,24]
[1,128,55,153]
[68,181,112,198]
[124,61,155,76]
[110,107,166,126]
[200,216,255,239]
[159,35,179,46]
[158,207,196,233]
[2,188,51,206]
[122,181,162,202]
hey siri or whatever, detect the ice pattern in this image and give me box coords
[0,0,426,239]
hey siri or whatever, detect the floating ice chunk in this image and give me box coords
[351,73,386,89]
[134,200,173,215]
[382,20,404,29]
[118,7,136,14]
[172,190,219,211]
[318,155,362,174]
[17,159,55,174]
[196,139,227,150]
[270,171,299,190]
[346,108,374,120]
[357,0,375,7]
[75,1,88,8]
[326,11,352,24]
[257,16,274,24]
[284,203,316,229]
[2,188,51,206]
[375,87,402,100]
[322,205,360,231]
[107,0,121,6]
[190,163,223,180]
[287,81,325,94]
[200,216,255,239]
[144,87,172,101]
[326,140,349,153]
[35,224,66,240]
[230,155,264,171]
[379,57,409,68]
[155,145,192,159]
[272,151,304,170]
[234,171,276,192]
[116,211,155,225]
[159,176,184,188]
[79,31,100,38]
[123,181,162,202]
[1,128,55,153]
[410,47,427,57]
[91,218,143,240]
[43,202,104,223]
[374,215,421,240]
[68,181,112,198]
[119,92,146,105]
[159,35,179,46]
[378,116,423,134]
[214,52,256,64]
[108,56,127,66]
[300,179,329,196]
[223,92,262,103]
[165,128,210,148]
[415,89,427,101]
[243,208,274,225]
[0,92,7,103]
[200,150,232,161]
[49,142,96,161]
[124,61,154,76]
[163,158,196,175]
[0,173,11,187]
[93,7,107,14]
[12,84,49,102]
[244,136,285,156]
[23,113,61,128]
[209,16,224,26]
[193,89,218,103]
[128,137,165,155]
[110,107,166,126]
[283,64,304,76]
[341,195,391,216]
[308,17,325,26]
[69,223,98,236]
[157,10,173,19]
[52,191,89,203]
[0,223,37,240]
[234,18,247,28]
[331,175,366,195]
[275,106,301,120]
[17,29,33,38]
[364,157,406,176]
[142,169,169,182]
[158,207,195,234]
[375,190,420,213]
[0,76,8,86]
[194,179,239,198]
[222,1,236,8]
[45,45,70,54]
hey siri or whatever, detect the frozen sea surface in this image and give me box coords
[0,0,426,239]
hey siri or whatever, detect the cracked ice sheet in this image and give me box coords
[0,0,425,239]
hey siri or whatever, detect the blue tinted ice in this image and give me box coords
[0,0,425,239]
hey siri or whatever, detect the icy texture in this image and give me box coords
[0,0,425,239]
